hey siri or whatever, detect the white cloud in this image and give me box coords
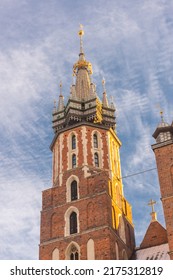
[0,175,43,259]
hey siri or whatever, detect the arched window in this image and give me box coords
[116,184,122,207]
[71,180,78,201]
[115,242,119,260]
[65,243,80,260]
[70,245,79,260]
[72,135,76,150]
[72,154,76,168]
[112,207,116,229]
[87,239,95,260]
[127,224,132,247]
[64,207,79,236]
[51,213,58,238]
[66,175,79,202]
[94,153,99,167]
[93,134,98,148]
[118,215,126,243]
[122,249,128,260]
[70,212,77,234]
[52,248,59,260]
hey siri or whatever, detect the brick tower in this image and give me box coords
[152,113,173,260]
[39,26,135,260]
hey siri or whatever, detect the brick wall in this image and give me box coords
[153,142,173,259]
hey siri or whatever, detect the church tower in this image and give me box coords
[39,26,135,260]
[152,113,173,260]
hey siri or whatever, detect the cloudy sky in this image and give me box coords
[0,0,173,259]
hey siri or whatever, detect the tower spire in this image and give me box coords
[57,81,64,111]
[73,25,93,101]
[110,96,115,110]
[102,78,109,108]
[52,27,116,133]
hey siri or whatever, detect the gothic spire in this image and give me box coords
[110,96,116,110]
[102,78,109,108]
[73,25,93,101]
[52,28,116,133]
[57,81,64,111]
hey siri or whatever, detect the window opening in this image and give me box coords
[70,245,79,260]
[72,135,76,150]
[71,180,78,201]
[72,154,76,168]
[94,153,99,167]
[70,212,77,234]
[93,134,98,148]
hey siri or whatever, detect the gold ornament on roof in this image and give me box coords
[102,78,106,92]
[78,24,84,37]
[94,98,103,123]
[78,24,84,54]
[156,104,164,122]
[73,61,93,75]
[160,110,164,122]
[73,24,93,76]
[59,81,63,96]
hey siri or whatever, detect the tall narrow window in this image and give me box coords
[87,239,95,260]
[71,180,78,201]
[72,135,76,150]
[112,207,116,229]
[93,134,98,148]
[52,248,59,260]
[94,152,99,167]
[70,212,77,234]
[72,154,76,168]
[115,242,119,260]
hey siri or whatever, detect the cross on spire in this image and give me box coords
[148,199,156,212]
[148,199,157,222]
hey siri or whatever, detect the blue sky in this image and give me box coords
[0,0,173,259]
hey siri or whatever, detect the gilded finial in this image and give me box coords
[156,104,164,122]
[78,24,84,36]
[160,110,164,122]
[102,78,106,92]
[59,81,62,96]
[73,24,93,77]
[78,24,84,53]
